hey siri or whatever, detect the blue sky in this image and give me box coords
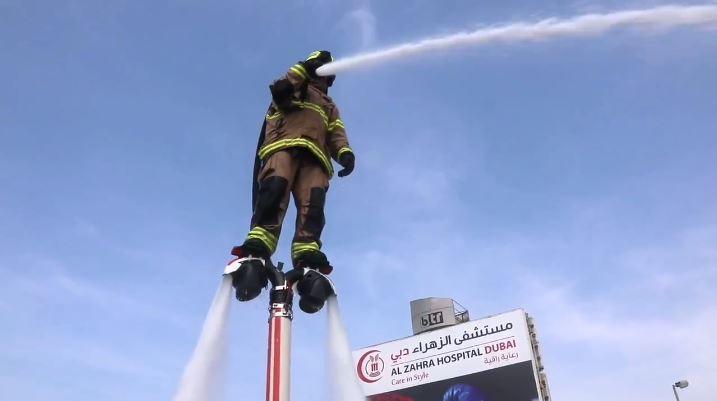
[1,0,716,400]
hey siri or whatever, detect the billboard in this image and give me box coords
[353,309,547,401]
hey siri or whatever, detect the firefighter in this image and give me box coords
[231,50,354,273]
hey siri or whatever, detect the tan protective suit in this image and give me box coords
[245,62,353,262]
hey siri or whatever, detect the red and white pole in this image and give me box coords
[225,258,334,401]
[266,283,293,401]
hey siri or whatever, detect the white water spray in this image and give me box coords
[173,276,233,401]
[317,4,717,75]
[326,296,367,401]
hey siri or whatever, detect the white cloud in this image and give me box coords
[0,264,190,328]
[334,175,717,401]
[0,260,193,382]
[485,223,717,400]
[349,7,377,48]
[337,2,377,49]
[520,277,716,400]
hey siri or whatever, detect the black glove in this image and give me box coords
[303,51,333,77]
[337,151,355,177]
[269,78,295,111]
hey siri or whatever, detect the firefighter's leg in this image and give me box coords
[291,154,331,271]
[233,150,298,258]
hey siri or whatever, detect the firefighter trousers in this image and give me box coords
[246,148,329,261]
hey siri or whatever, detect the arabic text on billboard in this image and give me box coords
[353,309,540,399]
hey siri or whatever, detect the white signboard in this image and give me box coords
[353,309,538,396]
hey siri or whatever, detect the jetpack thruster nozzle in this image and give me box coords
[224,257,269,302]
[220,256,339,401]
[295,268,336,314]
[223,256,336,313]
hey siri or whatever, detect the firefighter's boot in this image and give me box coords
[228,239,270,302]
[293,250,333,275]
[231,238,271,259]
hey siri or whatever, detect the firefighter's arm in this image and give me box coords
[286,62,310,87]
[327,105,355,177]
[270,62,310,111]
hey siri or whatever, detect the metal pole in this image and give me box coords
[266,284,292,401]
[226,257,333,401]
[264,263,304,401]
[672,385,681,401]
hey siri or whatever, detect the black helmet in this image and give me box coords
[305,50,334,64]
[305,50,336,86]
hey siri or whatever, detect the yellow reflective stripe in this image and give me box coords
[306,51,335,62]
[246,233,273,252]
[328,119,345,131]
[289,64,308,80]
[259,139,330,171]
[291,242,321,256]
[247,227,277,250]
[292,101,328,126]
[246,226,278,252]
[267,103,328,127]
[253,226,278,245]
[291,242,320,251]
[293,63,307,76]
[292,249,315,257]
[292,246,319,252]
[258,138,333,176]
[306,51,321,61]
[337,146,353,158]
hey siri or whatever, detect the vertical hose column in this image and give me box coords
[265,271,294,401]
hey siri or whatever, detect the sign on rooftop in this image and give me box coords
[353,308,549,401]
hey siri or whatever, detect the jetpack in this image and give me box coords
[223,256,336,401]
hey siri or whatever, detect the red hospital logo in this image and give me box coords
[357,350,385,383]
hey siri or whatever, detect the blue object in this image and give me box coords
[442,384,490,401]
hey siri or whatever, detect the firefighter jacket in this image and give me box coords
[259,63,352,178]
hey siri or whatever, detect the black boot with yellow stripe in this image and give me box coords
[231,238,271,259]
[292,247,333,275]
[228,239,272,302]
